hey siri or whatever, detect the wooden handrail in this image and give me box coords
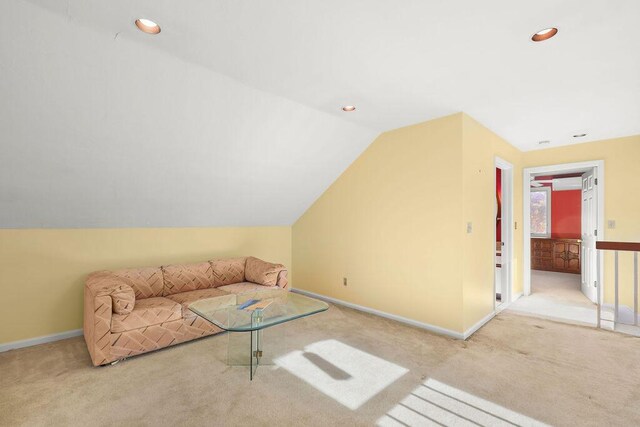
[596,241,640,252]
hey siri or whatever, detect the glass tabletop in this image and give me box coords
[189,289,329,332]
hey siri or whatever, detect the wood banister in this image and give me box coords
[596,241,640,252]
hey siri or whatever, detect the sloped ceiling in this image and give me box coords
[0,1,378,227]
[2,0,639,227]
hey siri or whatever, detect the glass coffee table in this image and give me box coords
[189,289,328,380]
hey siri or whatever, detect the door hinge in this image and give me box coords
[594,281,597,287]
[595,178,598,185]
[594,229,598,236]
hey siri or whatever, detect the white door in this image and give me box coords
[581,168,598,303]
[497,165,511,305]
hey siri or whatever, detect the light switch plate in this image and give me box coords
[608,220,616,229]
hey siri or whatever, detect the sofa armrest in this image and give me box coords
[85,271,129,298]
[276,270,289,290]
[84,272,121,366]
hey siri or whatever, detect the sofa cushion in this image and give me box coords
[111,284,136,315]
[244,257,286,287]
[162,262,215,296]
[112,267,164,299]
[166,288,236,319]
[111,297,181,333]
[210,257,246,287]
[218,282,275,295]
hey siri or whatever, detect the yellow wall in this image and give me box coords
[461,115,523,330]
[0,227,291,344]
[522,135,640,306]
[292,113,525,334]
[293,114,466,332]
[5,118,637,345]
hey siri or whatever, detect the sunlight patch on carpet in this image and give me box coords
[377,378,550,427]
[274,339,408,410]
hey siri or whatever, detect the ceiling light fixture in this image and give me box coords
[531,27,558,42]
[538,140,550,145]
[573,133,587,138]
[342,105,356,112]
[135,18,161,35]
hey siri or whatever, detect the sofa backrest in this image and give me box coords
[210,257,246,287]
[105,257,278,300]
[162,262,215,296]
[111,267,165,299]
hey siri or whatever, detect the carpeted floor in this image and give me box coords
[507,271,597,326]
[1,303,639,426]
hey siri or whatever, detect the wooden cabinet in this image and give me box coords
[531,238,554,271]
[532,238,580,274]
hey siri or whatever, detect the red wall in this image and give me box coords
[551,189,581,239]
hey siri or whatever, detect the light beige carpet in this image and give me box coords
[1,303,639,426]
[508,271,598,326]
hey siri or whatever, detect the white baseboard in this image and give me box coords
[495,291,524,313]
[0,329,83,353]
[292,288,494,340]
[2,288,504,352]
[463,311,495,339]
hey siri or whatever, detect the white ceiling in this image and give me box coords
[0,0,378,227]
[2,0,639,227]
[27,0,640,150]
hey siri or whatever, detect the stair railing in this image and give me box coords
[595,241,640,329]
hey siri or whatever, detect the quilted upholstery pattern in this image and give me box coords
[112,267,164,299]
[84,256,289,366]
[166,288,236,319]
[245,257,286,287]
[111,284,135,315]
[210,257,246,287]
[162,262,215,296]
[111,297,182,333]
[276,270,289,290]
[218,282,275,295]
[110,317,223,361]
[84,282,113,366]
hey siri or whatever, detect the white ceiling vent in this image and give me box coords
[552,177,582,191]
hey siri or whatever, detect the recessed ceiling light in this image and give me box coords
[573,133,587,138]
[538,140,551,145]
[135,18,161,35]
[531,27,558,42]
[342,105,356,112]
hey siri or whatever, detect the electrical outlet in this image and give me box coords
[343,277,348,286]
[608,220,616,229]
[466,222,473,234]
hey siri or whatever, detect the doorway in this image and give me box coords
[514,161,604,326]
[494,157,513,311]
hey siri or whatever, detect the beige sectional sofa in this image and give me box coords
[83,256,288,366]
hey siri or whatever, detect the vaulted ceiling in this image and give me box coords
[2,0,639,227]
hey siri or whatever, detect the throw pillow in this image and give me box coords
[245,257,285,287]
[111,284,136,315]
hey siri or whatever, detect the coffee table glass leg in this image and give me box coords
[251,329,264,380]
[250,330,254,380]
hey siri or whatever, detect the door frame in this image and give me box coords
[523,160,605,296]
[495,157,514,309]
